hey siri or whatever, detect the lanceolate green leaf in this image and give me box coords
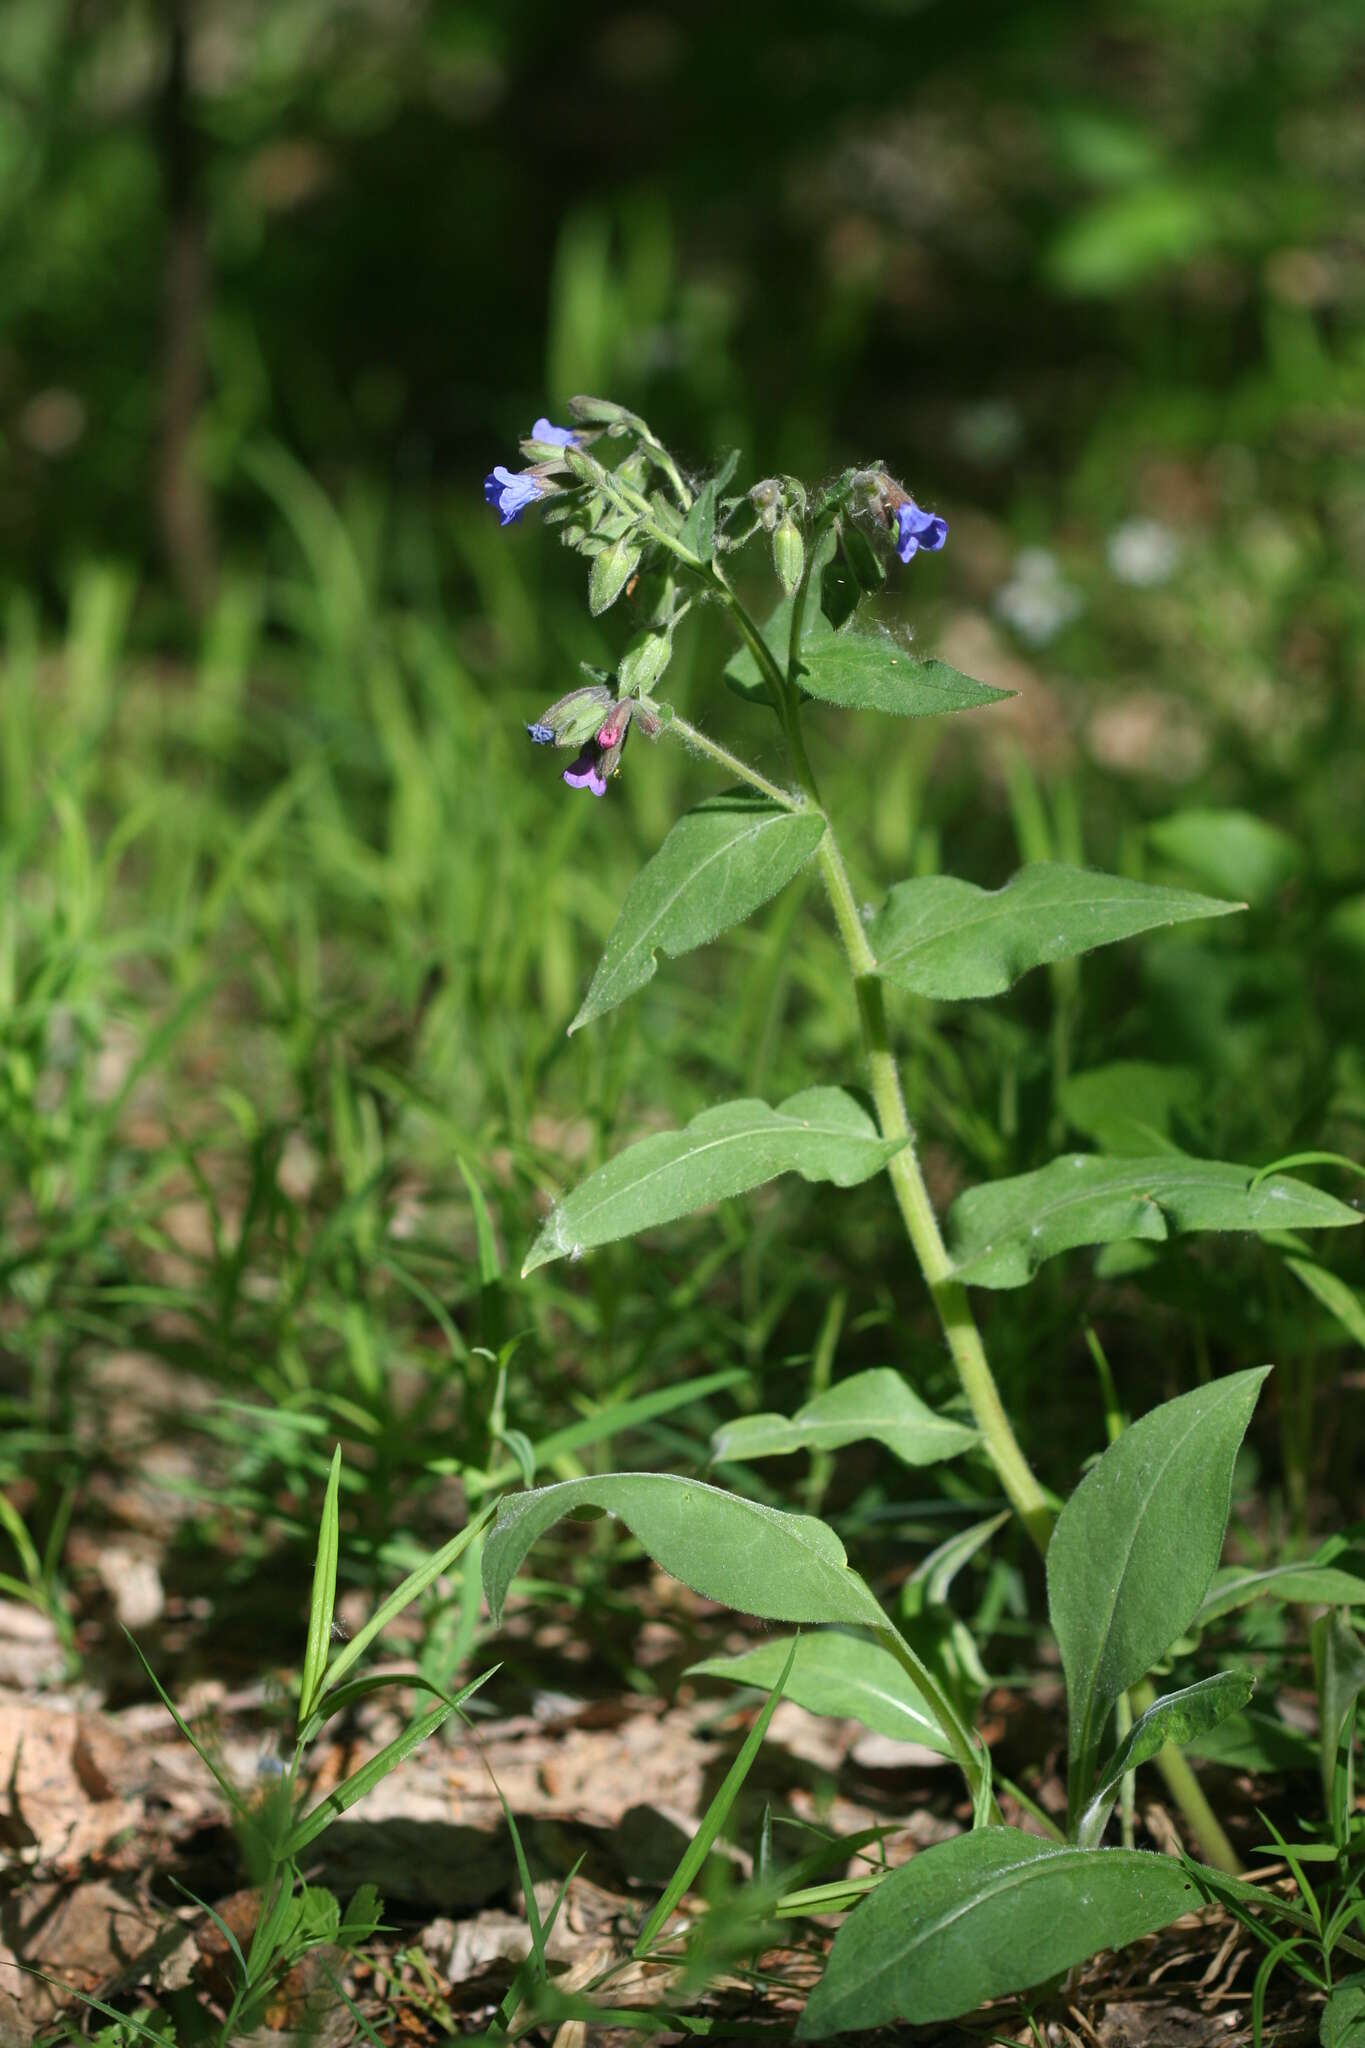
[569,793,825,1034]
[1076,1671,1254,1848]
[794,635,1010,717]
[1046,1369,1269,1808]
[1195,1561,1365,1627]
[1321,1973,1365,2048]
[723,574,1008,719]
[711,1368,977,1469]
[796,1828,1203,2038]
[688,1629,954,1756]
[1285,1255,1365,1351]
[482,1474,882,1629]
[1314,1610,1365,1816]
[947,1155,1360,1289]
[522,1088,904,1274]
[868,862,1238,1001]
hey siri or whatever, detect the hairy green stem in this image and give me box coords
[709,555,1055,1555]
[666,713,801,811]
[702,545,1242,1871]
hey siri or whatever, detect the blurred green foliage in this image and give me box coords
[1,0,1363,1654]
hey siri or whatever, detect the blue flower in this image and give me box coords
[526,722,556,745]
[484,465,545,526]
[894,499,949,564]
[531,418,580,448]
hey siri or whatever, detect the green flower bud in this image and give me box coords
[570,395,638,426]
[589,534,642,616]
[772,517,805,598]
[749,478,782,531]
[618,629,671,695]
[527,683,615,749]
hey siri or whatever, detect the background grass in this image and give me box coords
[1,0,1363,1889]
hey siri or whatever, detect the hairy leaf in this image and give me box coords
[869,862,1237,1001]
[1195,1561,1365,1627]
[569,793,824,1033]
[1047,1369,1268,1803]
[1077,1671,1254,1847]
[482,1474,882,1628]
[947,1155,1360,1289]
[797,1827,1201,2038]
[689,1629,953,1755]
[724,577,1008,719]
[711,1368,976,1469]
[795,634,1010,717]
[522,1087,903,1274]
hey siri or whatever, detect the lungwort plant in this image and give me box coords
[481,400,1365,2033]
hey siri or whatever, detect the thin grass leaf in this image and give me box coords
[166,1873,248,1979]
[298,1444,342,1733]
[1285,1254,1365,1351]
[634,1635,798,1957]
[319,1504,496,1701]
[456,1154,503,1284]
[0,1494,42,1587]
[282,1699,454,1856]
[21,1975,178,2045]
[301,1662,497,1745]
[775,1874,883,1917]
[125,1629,247,1820]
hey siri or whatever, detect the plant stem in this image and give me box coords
[705,551,1242,1872]
[709,559,1055,1556]
[666,713,801,811]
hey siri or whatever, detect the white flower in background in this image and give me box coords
[1107,517,1180,587]
[993,547,1083,645]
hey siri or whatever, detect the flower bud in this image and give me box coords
[563,449,601,488]
[618,629,671,694]
[772,517,805,598]
[749,478,782,531]
[634,698,666,739]
[527,683,614,749]
[570,395,637,426]
[589,534,642,616]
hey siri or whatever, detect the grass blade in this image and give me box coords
[282,1698,454,1857]
[298,1443,342,1733]
[318,1502,496,1702]
[633,1634,798,1957]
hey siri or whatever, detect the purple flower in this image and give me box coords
[894,499,949,564]
[485,465,545,525]
[560,703,635,798]
[531,418,580,448]
[526,722,556,745]
[563,744,608,798]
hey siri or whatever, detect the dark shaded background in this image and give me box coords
[7,0,1363,610]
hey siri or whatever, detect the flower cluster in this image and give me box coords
[524,683,660,799]
[483,419,581,527]
[485,407,951,805]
